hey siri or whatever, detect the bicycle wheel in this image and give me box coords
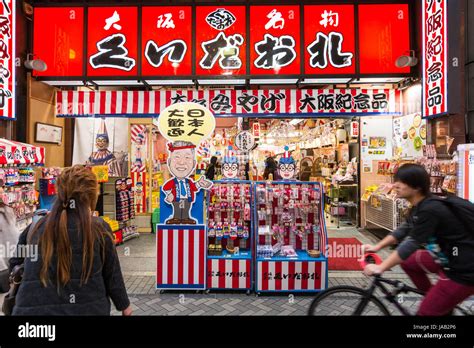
[308,286,391,316]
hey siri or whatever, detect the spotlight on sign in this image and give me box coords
[24,54,48,72]
[395,51,418,68]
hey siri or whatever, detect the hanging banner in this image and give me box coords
[130,124,148,173]
[56,89,402,117]
[0,0,14,120]
[0,139,45,165]
[422,0,448,118]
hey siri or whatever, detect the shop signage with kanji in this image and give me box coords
[422,0,448,118]
[0,0,14,120]
[87,7,138,77]
[34,3,411,78]
[56,89,402,117]
[234,131,255,152]
[196,6,246,76]
[141,6,192,76]
[304,5,355,75]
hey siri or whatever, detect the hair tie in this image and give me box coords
[62,201,68,209]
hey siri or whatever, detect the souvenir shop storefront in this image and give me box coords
[25,0,469,293]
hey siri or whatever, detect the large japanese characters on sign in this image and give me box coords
[57,89,402,117]
[196,6,246,76]
[304,5,355,75]
[0,0,14,120]
[250,5,300,75]
[142,6,192,76]
[422,0,448,118]
[88,7,138,76]
[35,4,412,79]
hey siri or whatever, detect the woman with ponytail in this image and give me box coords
[11,165,131,316]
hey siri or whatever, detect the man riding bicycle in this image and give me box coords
[363,164,474,316]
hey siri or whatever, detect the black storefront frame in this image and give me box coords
[31,0,418,84]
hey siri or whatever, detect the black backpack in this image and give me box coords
[436,195,474,237]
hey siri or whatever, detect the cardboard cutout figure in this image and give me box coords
[87,119,116,165]
[162,141,213,224]
[278,146,296,180]
[222,146,239,179]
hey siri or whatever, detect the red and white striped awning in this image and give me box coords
[56,89,402,117]
[0,139,45,166]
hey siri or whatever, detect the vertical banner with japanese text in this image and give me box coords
[0,0,14,120]
[422,0,448,118]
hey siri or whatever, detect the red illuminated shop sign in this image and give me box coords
[141,6,192,76]
[196,6,247,76]
[33,3,412,79]
[358,4,411,74]
[250,5,300,75]
[87,7,138,77]
[33,7,84,77]
[304,5,355,75]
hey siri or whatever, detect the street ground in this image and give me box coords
[1,224,472,316]
[113,225,474,316]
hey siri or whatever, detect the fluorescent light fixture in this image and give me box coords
[302,78,351,84]
[197,79,246,85]
[93,80,143,86]
[40,80,84,86]
[250,79,298,84]
[145,79,194,86]
[356,77,405,83]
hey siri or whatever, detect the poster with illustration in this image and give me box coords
[131,124,148,173]
[393,113,426,158]
[157,102,216,225]
[73,118,128,177]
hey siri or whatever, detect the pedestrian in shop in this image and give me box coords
[205,156,218,181]
[10,165,132,316]
[362,163,474,316]
[263,156,277,180]
[0,201,20,293]
[244,162,250,181]
[299,162,312,181]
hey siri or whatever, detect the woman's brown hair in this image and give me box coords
[33,165,108,288]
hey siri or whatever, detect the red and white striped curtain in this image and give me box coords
[0,139,45,165]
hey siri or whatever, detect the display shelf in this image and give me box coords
[254,181,328,293]
[257,250,327,262]
[207,249,252,260]
[206,180,254,291]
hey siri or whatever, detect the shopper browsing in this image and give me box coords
[9,165,132,316]
[362,164,474,316]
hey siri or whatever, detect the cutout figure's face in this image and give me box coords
[96,136,109,150]
[279,163,295,179]
[168,148,196,179]
[223,163,239,179]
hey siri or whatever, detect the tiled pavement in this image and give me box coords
[114,230,474,316]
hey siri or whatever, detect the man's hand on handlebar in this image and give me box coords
[364,264,384,276]
[362,244,380,253]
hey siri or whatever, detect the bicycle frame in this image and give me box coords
[355,276,425,316]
